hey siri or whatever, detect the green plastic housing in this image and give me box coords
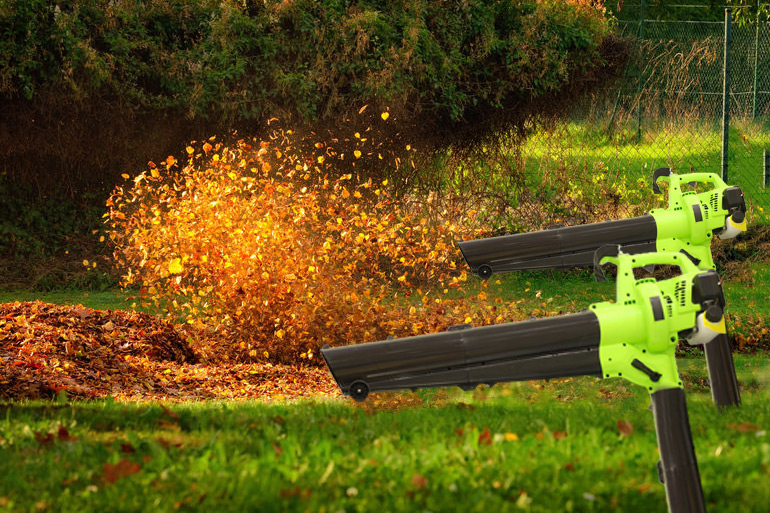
[650,172,743,270]
[593,251,704,392]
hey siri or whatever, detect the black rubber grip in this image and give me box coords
[652,167,672,194]
[650,388,706,513]
[593,244,621,282]
[704,333,741,410]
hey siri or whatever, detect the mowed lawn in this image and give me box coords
[0,352,768,513]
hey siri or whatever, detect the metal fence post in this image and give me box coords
[636,0,645,144]
[753,1,760,119]
[764,149,769,187]
[722,8,732,182]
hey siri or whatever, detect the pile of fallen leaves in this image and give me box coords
[0,301,337,401]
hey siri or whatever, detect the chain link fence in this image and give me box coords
[519,4,770,225]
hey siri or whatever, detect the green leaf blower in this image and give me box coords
[457,169,746,410]
[323,248,725,513]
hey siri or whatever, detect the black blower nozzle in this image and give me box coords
[457,216,657,277]
[321,311,602,401]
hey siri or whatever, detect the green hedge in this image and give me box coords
[1,0,612,123]
[0,0,619,263]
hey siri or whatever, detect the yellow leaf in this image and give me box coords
[276,329,285,339]
[355,132,361,139]
[121,173,130,180]
[317,156,325,164]
[186,146,194,154]
[504,433,519,442]
[151,168,160,178]
[82,260,89,267]
[381,112,389,120]
[354,150,362,159]
[168,258,183,274]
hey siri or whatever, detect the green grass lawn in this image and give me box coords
[0,289,135,312]
[521,120,770,220]
[1,354,768,513]
[1,223,767,511]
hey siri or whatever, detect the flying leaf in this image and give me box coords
[168,258,183,274]
[381,112,389,120]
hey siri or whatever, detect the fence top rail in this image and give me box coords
[617,19,770,25]
[621,3,770,8]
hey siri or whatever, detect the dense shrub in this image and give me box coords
[1,0,615,132]
[106,125,521,363]
[1,0,623,265]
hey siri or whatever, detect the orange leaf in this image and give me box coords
[103,459,141,485]
[411,474,428,489]
[617,419,634,437]
[478,426,493,446]
[727,421,760,433]
[57,426,76,442]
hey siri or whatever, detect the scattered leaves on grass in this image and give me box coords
[727,421,761,433]
[34,425,76,445]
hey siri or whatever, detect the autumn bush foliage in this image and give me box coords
[107,124,520,364]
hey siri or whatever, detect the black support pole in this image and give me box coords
[722,8,732,182]
[651,388,707,513]
[704,333,741,410]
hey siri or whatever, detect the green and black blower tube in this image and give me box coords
[323,250,721,513]
[321,312,602,400]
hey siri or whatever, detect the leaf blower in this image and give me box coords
[457,169,746,410]
[323,248,726,513]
